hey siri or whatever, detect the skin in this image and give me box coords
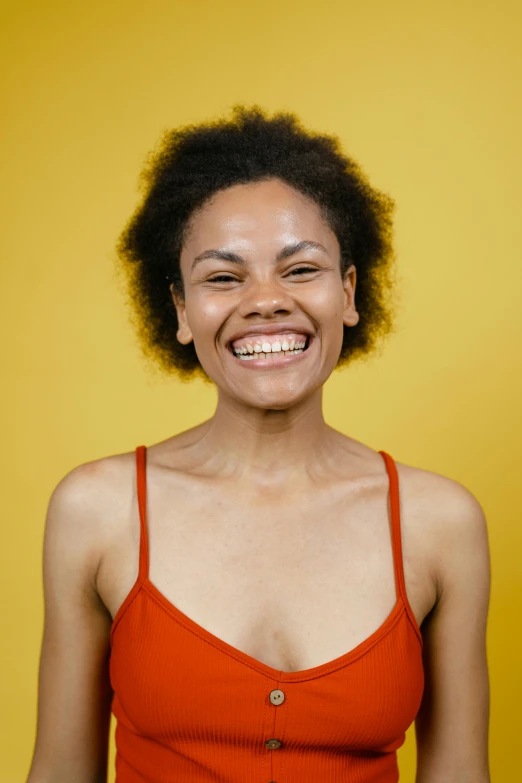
[27,178,491,782]
[170,177,359,476]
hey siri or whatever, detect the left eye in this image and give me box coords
[288,267,317,275]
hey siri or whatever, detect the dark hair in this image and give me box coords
[116,104,398,381]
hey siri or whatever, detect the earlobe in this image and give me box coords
[176,321,194,345]
[343,307,360,328]
[170,283,193,345]
[342,265,360,328]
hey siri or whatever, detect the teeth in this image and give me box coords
[232,336,308,357]
[236,348,305,360]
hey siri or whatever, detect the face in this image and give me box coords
[170,177,359,410]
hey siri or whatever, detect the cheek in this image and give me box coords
[184,293,232,344]
[302,280,345,321]
[303,284,346,357]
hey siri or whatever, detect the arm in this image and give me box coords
[415,482,491,782]
[26,464,114,783]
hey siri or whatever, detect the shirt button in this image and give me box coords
[265,738,282,749]
[269,689,285,705]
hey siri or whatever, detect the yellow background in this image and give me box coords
[2,0,521,779]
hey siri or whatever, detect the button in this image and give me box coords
[269,689,285,705]
[265,738,282,749]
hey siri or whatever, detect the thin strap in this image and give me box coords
[378,450,407,605]
[135,445,149,581]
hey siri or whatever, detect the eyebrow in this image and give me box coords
[191,240,329,271]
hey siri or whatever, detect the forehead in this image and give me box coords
[181,178,338,255]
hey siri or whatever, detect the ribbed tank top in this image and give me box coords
[110,446,424,783]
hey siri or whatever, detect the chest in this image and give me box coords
[101,474,433,673]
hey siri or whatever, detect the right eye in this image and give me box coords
[207,275,238,283]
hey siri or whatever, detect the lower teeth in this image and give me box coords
[236,349,304,360]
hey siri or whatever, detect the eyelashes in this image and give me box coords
[207,267,319,283]
[289,266,317,275]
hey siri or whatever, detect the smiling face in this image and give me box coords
[170,177,359,410]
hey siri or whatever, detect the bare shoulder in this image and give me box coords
[394,456,487,522]
[49,448,138,520]
[44,448,139,578]
[392,456,490,601]
[45,426,207,574]
[50,448,136,505]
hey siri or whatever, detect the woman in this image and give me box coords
[27,105,491,782]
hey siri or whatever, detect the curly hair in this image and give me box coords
[116,104,398,382]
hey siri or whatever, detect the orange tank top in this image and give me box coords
[110,446,424,782]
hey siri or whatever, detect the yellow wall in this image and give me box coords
[2,1,520,779]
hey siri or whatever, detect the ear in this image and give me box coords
[342,264,359,328]
[169,283,193,344]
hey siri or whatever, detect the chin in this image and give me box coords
[234,383,318,411]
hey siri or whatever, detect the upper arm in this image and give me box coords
[415,480,491,783]
[27,464,114,783]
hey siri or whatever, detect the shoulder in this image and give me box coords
[394,455,486,519]
[48,448,137,521]
[44,448,139,580]
[47,422,215,525]
[392,456,490,601]
[44,427,207,567]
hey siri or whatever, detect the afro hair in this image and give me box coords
[116,104,398,381]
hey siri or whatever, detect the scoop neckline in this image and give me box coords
[133,576,410,682]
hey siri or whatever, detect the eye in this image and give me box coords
[207,274,238,283]
[287,266,318,276]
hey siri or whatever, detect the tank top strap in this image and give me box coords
[135,445,150,582]
[378,450,407,606]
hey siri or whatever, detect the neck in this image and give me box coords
[191,387,344,484]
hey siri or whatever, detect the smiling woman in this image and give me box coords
[27,105,491,783]
[116,104,396,380]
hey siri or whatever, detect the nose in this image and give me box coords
[237,275,295,319]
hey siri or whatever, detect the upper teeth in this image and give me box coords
[232,338,307,355]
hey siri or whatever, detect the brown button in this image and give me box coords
[265,738,282,749]
[269,689,285,705]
